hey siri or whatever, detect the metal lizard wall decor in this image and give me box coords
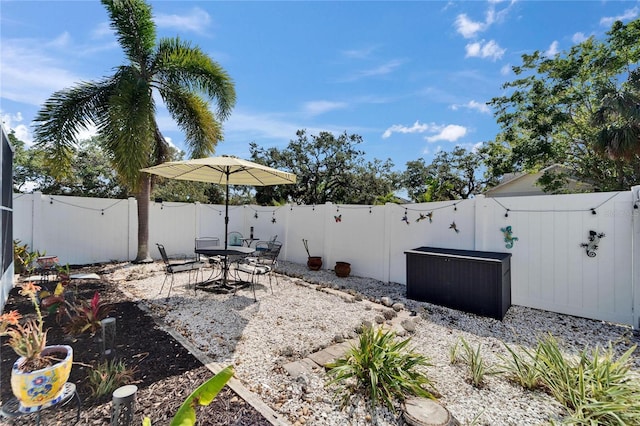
[500,225,518,249]
[580,230,605,257]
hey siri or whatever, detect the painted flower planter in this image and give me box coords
[11,345,73,412]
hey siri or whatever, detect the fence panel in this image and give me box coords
[476,192,633,325]
[11,190,637,326]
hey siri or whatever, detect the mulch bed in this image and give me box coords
[0,266,271,425]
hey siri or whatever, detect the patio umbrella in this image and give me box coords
[140,156,296,285]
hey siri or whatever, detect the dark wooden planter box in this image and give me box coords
[405,247,512,320]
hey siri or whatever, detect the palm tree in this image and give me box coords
[33,0,236,262]
[592,71,640,160]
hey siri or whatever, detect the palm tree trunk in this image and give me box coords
[134,174,153,263]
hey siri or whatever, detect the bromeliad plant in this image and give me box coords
[326,324,437,411]
[64,291,113,336]
[0,282,53,372]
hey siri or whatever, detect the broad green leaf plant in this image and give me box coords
[143,365,234,426]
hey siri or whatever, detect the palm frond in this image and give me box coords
[154,37,236,119]
[101,0,156,66]
[159,85,222,158]
[33,78,117,178]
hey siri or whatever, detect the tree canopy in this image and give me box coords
[250,130,398,205]
[488,18,640,192]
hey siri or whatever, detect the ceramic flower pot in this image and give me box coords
[11,345,73,412]
[334,261,351,278]
[307,256,322,271]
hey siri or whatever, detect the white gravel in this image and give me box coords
[108,261,640,426]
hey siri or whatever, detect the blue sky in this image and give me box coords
[1,1,639,171]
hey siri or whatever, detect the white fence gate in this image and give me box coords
[12,187,640,327]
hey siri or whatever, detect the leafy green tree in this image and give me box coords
[488,18,640,192]
[11,131,48,193]
[401,159,430,202]
[401,148,491,202]
[32,0,235,262]
[250,130,396,205]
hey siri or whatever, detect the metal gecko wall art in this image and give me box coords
[580,230,605,257]
[500,225,518,249]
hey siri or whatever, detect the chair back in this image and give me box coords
[228,231,243,246]
[195,237,220,250]
[156,243,170,265]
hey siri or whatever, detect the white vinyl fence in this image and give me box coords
[13,187,640,328]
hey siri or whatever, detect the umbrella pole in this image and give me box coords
[223,171,230,286]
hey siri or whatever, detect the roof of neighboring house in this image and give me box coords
[484,164,592,197]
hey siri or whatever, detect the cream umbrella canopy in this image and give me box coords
[141,156,296,284]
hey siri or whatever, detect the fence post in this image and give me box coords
[632,186,640,329]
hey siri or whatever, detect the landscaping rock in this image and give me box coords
[392,302,405,312]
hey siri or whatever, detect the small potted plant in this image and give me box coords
[302,239,322,271]
[0,282,73,411]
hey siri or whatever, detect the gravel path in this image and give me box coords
[111,261,640,426]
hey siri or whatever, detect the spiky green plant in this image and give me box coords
[88,359,136,398]
[326,325,436,411]
[498,342,543,390]
[451,337,489,387]
[503,334,640,426]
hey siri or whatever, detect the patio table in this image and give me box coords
[195,246,255,291]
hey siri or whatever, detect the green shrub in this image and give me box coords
[13,240,42,275]
[326,325,437,411]
[498,342,543,390]
[451,337,490,387]
[502,334,640,426]
[88,359,136,398]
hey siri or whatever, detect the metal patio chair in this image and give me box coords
[237,241,283,299]
[156,243,205,298]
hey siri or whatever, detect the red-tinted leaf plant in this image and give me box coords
[63,291,113,336]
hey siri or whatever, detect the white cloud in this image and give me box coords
[455,14,484,38]
[454,1,514,38]
[451,100,490,114]
[360,59,404,77]
[383,121,468,143]
[382,121,431,139]
[0,39,85,105]
[465,40,505,61]
[48,32,71,48]
[91,22,113,39]
[303,101,347,116]
[425,124,467,142]
[154,7,211,34]
[600,7,638,26]
[340,59,404,82]
[500,64,511,75]
[341,46,377,59]
[1,111,33,145]
[545,40,559,57]
[572,32,588,44]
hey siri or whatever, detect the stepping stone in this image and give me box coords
[403,398,459,426]
[283,358,317,378]
[71,273,100,280]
